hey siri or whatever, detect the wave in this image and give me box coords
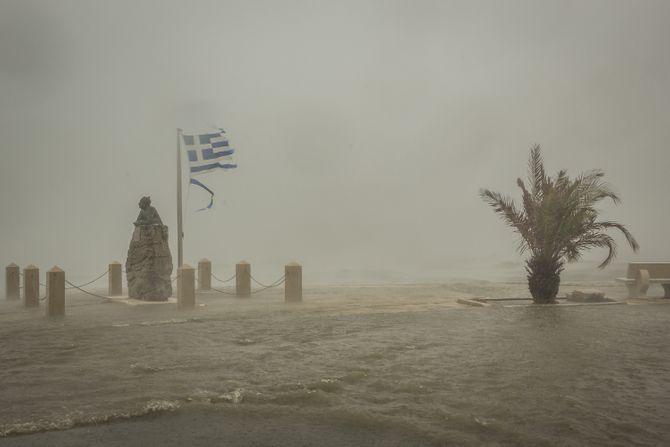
[207,383,337,406]
[0,400,180,438]
[110,318,199,328]
[0,375,351,438]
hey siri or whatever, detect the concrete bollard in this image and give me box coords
[198,259,212,291]
[6,263,20,300]
[285,262,303,303]
[177,264,195,309]
[23,265,40,308]
[236,261,251,297]
[108,262,122,296]
[46,266,65,317]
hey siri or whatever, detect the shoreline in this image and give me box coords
[0,406,441,447]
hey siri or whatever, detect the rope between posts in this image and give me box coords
[251,276,286,295]
[250,275,284,288]
[18,270,110,289]
[12,267,291,299]
[64,280,109,300]
[65,270,109,289]
[210,275,286,296]
[212,272,236,283]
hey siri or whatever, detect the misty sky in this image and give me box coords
[1,0,669,281]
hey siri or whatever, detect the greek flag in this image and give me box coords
[182,128,237,211]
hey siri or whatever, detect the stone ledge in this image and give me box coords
[456,298,491,307]
[503,301,626,308]
[627,297,670,305]
[566,288,609,303]
[104,296,177,306]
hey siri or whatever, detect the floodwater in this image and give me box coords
[0,281,669,446]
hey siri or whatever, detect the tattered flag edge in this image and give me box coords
[189,177,215,211]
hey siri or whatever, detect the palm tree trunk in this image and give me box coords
[526,256,563,304]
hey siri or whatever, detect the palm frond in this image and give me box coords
[527,144,545,200]
[516,177,536,228]
[567,232,617,268]
[479,189,526,231]
[591,221,640,252]
[575,170,621,205]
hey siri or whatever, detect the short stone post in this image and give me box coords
[236,261,251,297]
[285,262,302,303]
[108,262,122,296]
[46,266,65,317]
[23,265,40,308]
[177,264,195,309]
[6,263,20,300]
[198,259,212,291]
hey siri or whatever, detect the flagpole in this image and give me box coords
[177,128,184,268]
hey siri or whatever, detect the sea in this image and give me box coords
[0,278,669,446]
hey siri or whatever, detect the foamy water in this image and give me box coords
[0,281,669,446]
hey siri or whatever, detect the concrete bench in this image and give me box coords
[616,263,670,298]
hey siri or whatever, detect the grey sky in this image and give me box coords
[1,0,668,281]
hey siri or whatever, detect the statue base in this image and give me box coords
[126,224,173,301]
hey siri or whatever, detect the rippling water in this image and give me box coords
[0,282,669,446]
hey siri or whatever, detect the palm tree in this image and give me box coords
[480,145,639,304]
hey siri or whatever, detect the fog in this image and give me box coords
[1,0,669,282]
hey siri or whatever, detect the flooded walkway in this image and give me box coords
[1,281,669,446]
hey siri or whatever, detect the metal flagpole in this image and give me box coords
[177,128,184,268]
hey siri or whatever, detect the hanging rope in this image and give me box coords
[212,272,236,283]
[64,280,109,300]
[250,274,285,288]
[210,274,285,296]
[250,276,286,295]
[65,270,109,289]
[19,269,110,289]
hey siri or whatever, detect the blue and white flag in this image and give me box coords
[182,128,237,211]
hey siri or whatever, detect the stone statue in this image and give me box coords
[134,196,163,226]
[126,197,173,301]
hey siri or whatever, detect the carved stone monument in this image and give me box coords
[126,197,173,301]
